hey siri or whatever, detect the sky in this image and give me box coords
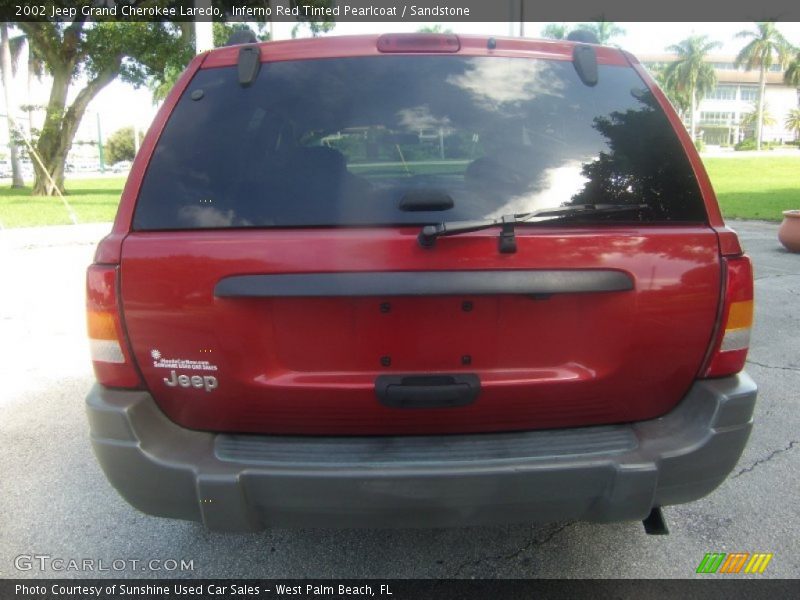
[8,21,800,144]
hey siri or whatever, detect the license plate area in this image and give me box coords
[271,296,500,372]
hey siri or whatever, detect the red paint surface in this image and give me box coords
[120,226,721,434]
[92,35,750,434]
[202,34,631,69]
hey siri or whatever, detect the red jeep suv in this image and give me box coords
[86,34,756,532]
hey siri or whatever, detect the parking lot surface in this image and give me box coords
[0,220,797,578]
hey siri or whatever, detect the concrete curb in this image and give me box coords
[0,222,112,251]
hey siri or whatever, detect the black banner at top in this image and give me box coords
[2,0,800,22]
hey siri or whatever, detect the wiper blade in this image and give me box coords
[418,204,648,252]
[515,202,650,223]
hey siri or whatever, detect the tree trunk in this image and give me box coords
[31,65,71,195]
[689,85,697,142]
[756,66,766,151]
[1,24,25,188]
[26,53,34,138]
[31,57,120,196]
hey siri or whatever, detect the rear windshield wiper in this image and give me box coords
[418,203,649,253]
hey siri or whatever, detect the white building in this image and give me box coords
[640,53,799,146]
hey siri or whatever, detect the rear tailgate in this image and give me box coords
[117,41,722,435]
[119,226,720,434]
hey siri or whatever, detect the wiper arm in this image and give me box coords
[419,214,521,252]
[418,203,648,252]
[418,215,513,246]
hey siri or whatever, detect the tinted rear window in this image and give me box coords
[133,56,706,230]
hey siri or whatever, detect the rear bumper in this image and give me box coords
[86,374,756,532]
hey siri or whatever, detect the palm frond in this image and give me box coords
[785,52,800,86]
[662,35,720,108]
[741,103,776,128]
[784,108,800,133]
[8,35,26,75]
[735,40,760,70]
[735,22,794,71]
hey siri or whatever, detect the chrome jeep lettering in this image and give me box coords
[163,370,218,392]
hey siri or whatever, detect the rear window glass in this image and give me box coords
[133,56,706,230]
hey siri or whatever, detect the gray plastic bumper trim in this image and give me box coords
[213,270,634,298]
[86,373,756,532]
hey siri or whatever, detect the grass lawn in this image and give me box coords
[1,154,798,227]
[703,155,800,221]
[0,177,125,228]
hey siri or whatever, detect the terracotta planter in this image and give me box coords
[778,210,800,253]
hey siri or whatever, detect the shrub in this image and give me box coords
[104,127,144,164]
[735,138,757,151]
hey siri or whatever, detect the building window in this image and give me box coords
[700,112,735,125]
[708,62,781,73]
[709,85,736,100]
[740,86,759,102]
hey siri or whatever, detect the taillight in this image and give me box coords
[86,264,142,388]
[702,256,754,378]
[377,33,460,53]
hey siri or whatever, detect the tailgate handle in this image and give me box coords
[375,375,480,409]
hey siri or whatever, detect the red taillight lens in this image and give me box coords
[87,264,141,388]
[702,256,754,378]
[377,33,460,53]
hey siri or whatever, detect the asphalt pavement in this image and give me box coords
[0,220,797,579]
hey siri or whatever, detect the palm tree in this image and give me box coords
[9,31,44,140]
[654,65,691,119]
[540,21,624,45]
[735,22,793,150]
[785,108,800,142]
[662,35,721,142]
[741,103,777,131]
[541,23,569,40]
[416,25,453,34]
[785,50,800,90]
[0,26,43,186]
[0,24,24,187]
[578,21,625,45]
